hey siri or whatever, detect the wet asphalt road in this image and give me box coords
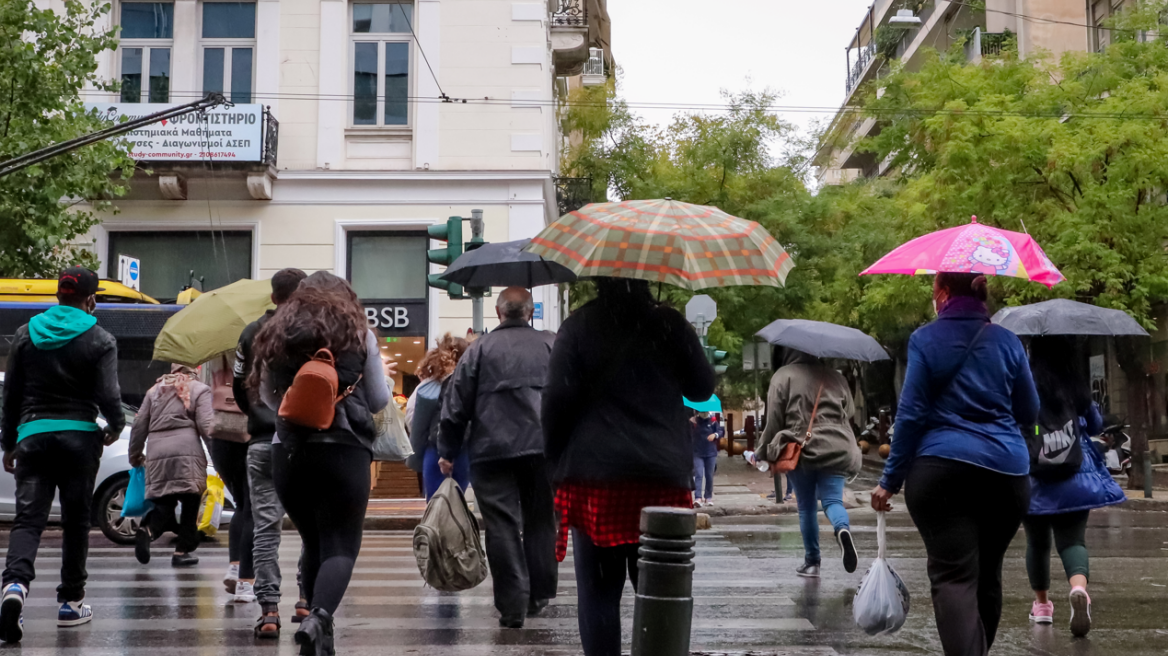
[0,507,1165,655]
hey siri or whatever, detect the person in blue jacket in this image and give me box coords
[1023,336,1125,638]
[871,272,1039,656]
[690,411,723,507]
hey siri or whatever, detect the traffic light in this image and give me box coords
[704,345,728,375]
[427,216,464,298]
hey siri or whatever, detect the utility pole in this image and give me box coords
[468,209,486,335]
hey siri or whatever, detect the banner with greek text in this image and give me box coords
[84,103,264,162]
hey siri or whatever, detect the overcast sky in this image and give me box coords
[607,0,874,139]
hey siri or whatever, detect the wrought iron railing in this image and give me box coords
[555,177,592,216]
[262,106,279,167]
[981,31,1008,56]
[846,42,876,95]
[583,48,604,77]
[551,0,586,27]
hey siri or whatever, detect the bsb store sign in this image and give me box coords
[364,301,427,336]
[84,103,264,161]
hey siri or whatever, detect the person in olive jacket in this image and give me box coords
[755,347,862,578]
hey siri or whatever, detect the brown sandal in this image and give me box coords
[291,600,310,624]
[254,613,280,639]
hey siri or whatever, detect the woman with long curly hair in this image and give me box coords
[249,271,389,656]
[407,333,470,498]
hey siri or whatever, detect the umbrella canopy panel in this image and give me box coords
[440,239,577,288]
[153,278,275,366]
[684,394,722,413]
[756,319,890,362]
[992,298,1148,336]
[525,199,794,291]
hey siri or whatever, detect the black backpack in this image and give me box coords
[1029,413,1084,481]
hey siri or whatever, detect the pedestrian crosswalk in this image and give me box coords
[0,530,841,655]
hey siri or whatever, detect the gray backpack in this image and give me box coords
[412,478,488,592]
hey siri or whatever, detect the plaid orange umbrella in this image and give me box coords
[523,199,793,290]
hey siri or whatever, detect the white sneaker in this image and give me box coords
[232,580,257,603]
[223,564,239,594]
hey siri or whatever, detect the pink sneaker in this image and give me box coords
[1029,599,1054,624]
[1069,587,1091,637]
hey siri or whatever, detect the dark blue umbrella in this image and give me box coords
[440,239,577,288]
[992,298,1148,336]
[756,319,889,362]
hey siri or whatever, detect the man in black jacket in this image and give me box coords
[439,287,557,628]
[0,267,124,642]
[232,267,305,634]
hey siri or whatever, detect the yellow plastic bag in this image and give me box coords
[198,475,225,536]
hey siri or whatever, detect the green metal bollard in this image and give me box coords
[632,507,696,656]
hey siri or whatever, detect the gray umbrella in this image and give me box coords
[992,298,1148,336]
[756,319,890,362]
[440,239,577,288]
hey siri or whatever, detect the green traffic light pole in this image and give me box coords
[468,209,486,335]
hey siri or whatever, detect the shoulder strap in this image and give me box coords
[930,323,990,402]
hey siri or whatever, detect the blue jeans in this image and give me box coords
[787,468,850,565]
[423,446,469,500]
[693,455,716,500]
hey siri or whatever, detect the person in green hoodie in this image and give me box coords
[0,266,124,643]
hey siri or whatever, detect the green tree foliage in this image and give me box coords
[0,0,134,278]
[861,2,1168,325]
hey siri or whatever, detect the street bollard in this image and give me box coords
[632,506,696,656]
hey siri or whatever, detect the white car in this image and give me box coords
[0,375,233,545]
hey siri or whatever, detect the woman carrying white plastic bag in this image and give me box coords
[854,511,910,635]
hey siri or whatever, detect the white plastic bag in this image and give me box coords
[853,511,910,635]
[371,395,413,462]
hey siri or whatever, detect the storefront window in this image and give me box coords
[347,231,427,300]
[107,230,252,302]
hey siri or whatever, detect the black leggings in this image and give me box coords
[145,492,202,554]
[273,441,370,615]
[905,457,1029,656]
[209,439,254,579]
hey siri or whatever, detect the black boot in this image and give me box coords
[294,608,335,656]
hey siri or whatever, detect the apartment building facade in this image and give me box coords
[815,0,1120,185]
[66,0,609,369]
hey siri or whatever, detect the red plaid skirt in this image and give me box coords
[554,480,693,561]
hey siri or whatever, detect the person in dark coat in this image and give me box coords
[690,411,722,506]
[439,287,557,628]
[232,267,306,633]
[1023,336,1125,638]
[871,272,1039,656]
[0,266,124,640]
[542,278,715,656]
[755,348,862,577]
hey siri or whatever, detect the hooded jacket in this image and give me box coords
[1,306,124,452]
[129,378,215,498]
[755,349,862,477]
[542,288,716,489]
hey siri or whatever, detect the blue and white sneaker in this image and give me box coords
[0,583,26,643]
[58,600,93,627]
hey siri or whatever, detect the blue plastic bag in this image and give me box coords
[121,466,153,518]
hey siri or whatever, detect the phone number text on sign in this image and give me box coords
[85,102,264,162]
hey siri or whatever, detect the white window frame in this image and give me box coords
[349,1,415,130]
[116,1,175,104]
[198,0,258,103]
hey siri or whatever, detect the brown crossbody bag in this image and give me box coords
[771,384,825,474]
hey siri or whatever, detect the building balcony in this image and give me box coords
[91,102,280,201]
[582,48,605,86]
[551,0,590,74]
[965,27,1009,62]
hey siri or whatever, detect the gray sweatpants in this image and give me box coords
[247,441,285,605]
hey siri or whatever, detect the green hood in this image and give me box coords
[28,305,97,350]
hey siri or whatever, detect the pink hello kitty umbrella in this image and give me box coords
[860,216,1064,288]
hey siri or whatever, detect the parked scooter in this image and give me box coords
[1092,420,1133,476]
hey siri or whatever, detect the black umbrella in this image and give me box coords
[756,319,890,362]
[439,239,577,288]
[992,298,1148,336]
